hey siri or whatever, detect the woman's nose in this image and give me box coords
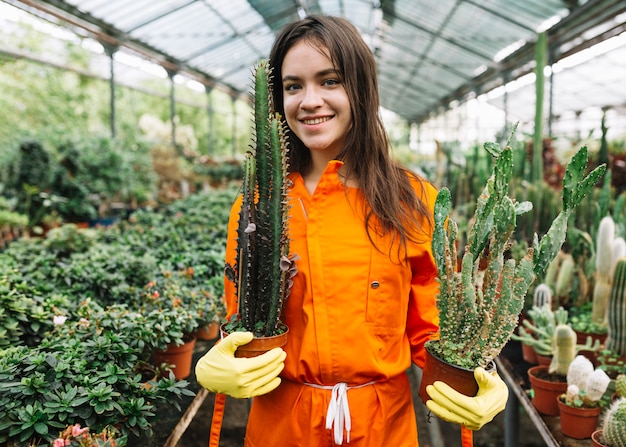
[300,86,323,109]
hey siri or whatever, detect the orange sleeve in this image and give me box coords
[223,195,243,321]
[406,179,440,368]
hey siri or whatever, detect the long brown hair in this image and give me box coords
[269,15,433,252]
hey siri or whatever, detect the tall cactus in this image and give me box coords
[432,125,606,369]
[606,257,626,357]
[603,397,626,447]
[225,61,297,337]
[593,216,616,323]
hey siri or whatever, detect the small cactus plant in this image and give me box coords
[602,397,626,447]
[563,355,610,407]
[533,283,552,309]
[593,216,618,323]
[223,61,297,337]
[606,257,626,357]
[430,126,606,369]
[615,374,626,398]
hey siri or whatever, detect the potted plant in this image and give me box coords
[558,355,611,439]
[418,130,606,403]
[221,61,297,355]
[592,397,626,447]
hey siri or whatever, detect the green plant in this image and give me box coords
[593,216,619,324]
[431,127,605,369]
[0,301,194,446]
[616,374,626,398]
[223,61,297,337]
[601,397,626,447]
[606,257,626,357]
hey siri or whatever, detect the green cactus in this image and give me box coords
[549,324,578,376]
[431,124,606,369]
[593,216,616,323]
[606,257,626,357]
[603,397,626,447]
[615,374,626,398]
[225,61,296,337]
[533,283,552,309]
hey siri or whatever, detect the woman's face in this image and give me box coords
[281,40,352,160]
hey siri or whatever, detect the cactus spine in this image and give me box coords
[603,397,626,447]
[432,127,606,369]
[227,61,296,337]
[606,257,626,356]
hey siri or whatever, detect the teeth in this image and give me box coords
[303,117,330,125]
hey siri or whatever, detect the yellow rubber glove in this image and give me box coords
[195,331,286,399]
[425,367,508,430]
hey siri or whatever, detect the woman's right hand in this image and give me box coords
[195,331,286,398]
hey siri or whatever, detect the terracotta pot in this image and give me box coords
[418,341,496,405]
[536,353,553,366]
[557,396,602,439]
[591,429,606,447]
[527,365,567,416]
[220,323,289,358]
[194,321,220,340]
[152,336,197,380]
[522,342,538,364]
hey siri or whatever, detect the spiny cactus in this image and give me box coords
[564,355,610,406]
[533,283,552,309]
[603,397,626,447]
[606,257,626,357]
[593,216,617,323]
[432,125,606,369]
[616,374,626,398]
[225,61,297,337]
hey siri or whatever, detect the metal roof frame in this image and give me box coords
[4,0,626,125]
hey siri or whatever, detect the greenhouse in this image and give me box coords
[1,0,626,446]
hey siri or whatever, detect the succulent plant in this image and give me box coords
[224,61,297,337]
[430,127,606,369]
[602,397,626,447]
[563,355,610,407]
[593,216,617,323]
[606,257,626,357]
[533,283,552,309]
[615,374,626,398]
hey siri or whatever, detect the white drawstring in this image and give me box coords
[305,381,375,444]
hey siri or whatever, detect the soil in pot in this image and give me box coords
[220,323,288,358]
[418,341,496,405]
[527,365,567,416]
[557,396,602,439]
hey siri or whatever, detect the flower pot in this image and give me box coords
[220,323,289,358]
[536,353,553,366]
[527,365,567,416]
[522,342,538,364]
[557,396,602,439]
[591,429,606,447]
[152,336,196,379]
[418,341,496,405]
[194,321,220,340]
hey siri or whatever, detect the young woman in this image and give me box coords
[196,14,507,447]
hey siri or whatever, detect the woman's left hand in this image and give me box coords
[425,367,508,430]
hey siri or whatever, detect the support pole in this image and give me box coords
[167,68,178,150]
[102,42,118,139]
[206,85,214,157]
[231,96,237,157]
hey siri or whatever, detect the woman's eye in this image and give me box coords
[284,83,301,92]
[323,79,339,86]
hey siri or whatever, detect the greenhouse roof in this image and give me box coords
[5,0,626,124]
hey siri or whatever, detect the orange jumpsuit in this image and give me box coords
[224,160,440,447]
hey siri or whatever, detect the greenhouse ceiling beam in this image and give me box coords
[410,0,626,124]
[8,0,245,101]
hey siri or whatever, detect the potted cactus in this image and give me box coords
[221,61,297,355]
[418,130,606,404]
[557,355,610,439]
[592,397,626,447]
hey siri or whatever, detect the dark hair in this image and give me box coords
[269,15,433,253]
